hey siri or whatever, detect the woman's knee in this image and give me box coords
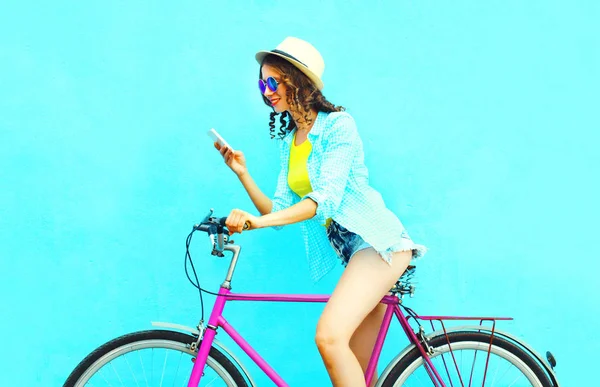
[315,319,350,352]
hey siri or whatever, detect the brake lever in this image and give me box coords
[201,208,215,223]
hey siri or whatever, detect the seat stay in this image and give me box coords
[393,305,448,387]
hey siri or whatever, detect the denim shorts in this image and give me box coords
[326,220,374,266]
[326,219,419,267]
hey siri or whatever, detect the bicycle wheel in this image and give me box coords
[64,329,248,387]
[381,331,552,387]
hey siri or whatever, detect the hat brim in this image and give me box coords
[255,50,324,90]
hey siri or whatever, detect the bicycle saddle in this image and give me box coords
[391,265,417,297]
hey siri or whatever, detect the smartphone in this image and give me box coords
[207,128,234,151]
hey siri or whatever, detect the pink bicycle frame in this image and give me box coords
[187,286,472,387]
[184,241,513,387]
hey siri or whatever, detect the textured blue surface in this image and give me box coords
[1,1,597,385]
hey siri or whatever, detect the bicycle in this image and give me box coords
[64,209,560,386]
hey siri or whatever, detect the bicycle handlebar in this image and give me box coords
[193,210,249,256]
[194,216,248,233]
[194,217,228,234]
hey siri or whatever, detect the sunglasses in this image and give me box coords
[258,76,279,94]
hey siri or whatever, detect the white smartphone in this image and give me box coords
[207,128,234,151]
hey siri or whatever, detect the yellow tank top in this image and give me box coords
[288,132,313,198]
[288,132,332,228]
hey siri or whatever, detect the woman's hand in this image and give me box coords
[225,209,265,234]
[215,142,247,177]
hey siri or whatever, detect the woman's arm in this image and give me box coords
[237,171,273,215]
[226,198,317,234]
[260,198,317,227]
[226,113,359,233]
[217,143,274,215]
[236,147,297,219]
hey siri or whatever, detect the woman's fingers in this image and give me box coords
[225,209,244,234]
[229,210,253,234]
[229,210,240,233]
[222,147,233,161]
[225,211,235,233]
[235,212,245,233]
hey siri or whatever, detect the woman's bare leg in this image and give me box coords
[350,303,387,387]
[315,248,411,386]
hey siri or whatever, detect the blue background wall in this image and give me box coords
[1,0,597,385]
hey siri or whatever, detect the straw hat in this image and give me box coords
[255,37,325,90]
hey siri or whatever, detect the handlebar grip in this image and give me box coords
[218,217,250,230]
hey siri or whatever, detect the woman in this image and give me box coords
[216,37,427,387]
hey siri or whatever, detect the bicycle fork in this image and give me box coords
[187,287,229,387]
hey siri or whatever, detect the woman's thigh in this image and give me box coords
[317,248,412,341]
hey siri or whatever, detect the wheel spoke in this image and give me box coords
[385,333,548,387]
[205,375,221,386]
[457,346,465,386]
[507,372,525,387]
[160,349,169,387]
[468,349,477,387]
[138,350,150,387]
[496,355,517,385]
[440,352,455,387]
[489,356,502,386]
[171,351,184,387]
[99,367,115,387]
[111,362,125,386]
[65,332,244,386]
[124,353,140,387]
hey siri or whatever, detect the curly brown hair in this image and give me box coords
[259,55,345,140]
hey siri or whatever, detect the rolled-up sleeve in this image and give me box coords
[303,113,359,223]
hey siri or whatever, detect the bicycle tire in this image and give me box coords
[381,331,552,387]
[63,329,248,387]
